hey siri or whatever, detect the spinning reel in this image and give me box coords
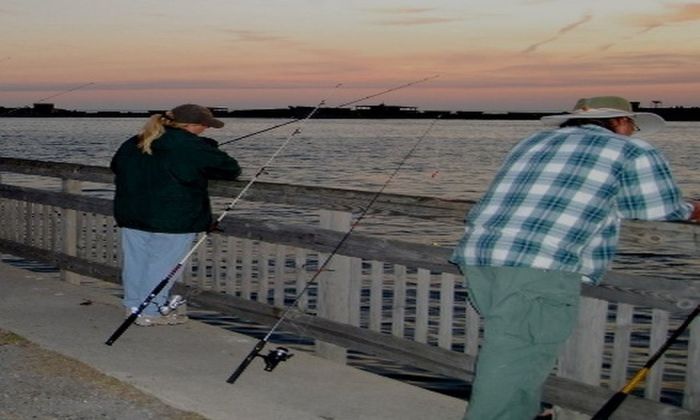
[158,295,186,315]
[258,346,294,372]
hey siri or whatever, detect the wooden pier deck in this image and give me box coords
[0,258,467,420]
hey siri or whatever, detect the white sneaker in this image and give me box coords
[167,304,188,325]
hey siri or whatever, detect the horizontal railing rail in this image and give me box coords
[3,157,700,244]
[1,182,696,314]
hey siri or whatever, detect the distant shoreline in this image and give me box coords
[2,103,699,121]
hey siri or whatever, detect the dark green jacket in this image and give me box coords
[111,127,241,233]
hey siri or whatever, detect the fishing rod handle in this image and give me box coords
[591,305,699,418]
[591,392,629,420]
[105,313,139,345]
[226,339,267,384]
[104,278,170,345]
[591,367,649,419]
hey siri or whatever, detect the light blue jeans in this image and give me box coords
[120,228,195,316]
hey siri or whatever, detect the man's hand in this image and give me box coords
[690,201,700,222]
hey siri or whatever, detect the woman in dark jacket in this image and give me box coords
[111,104,241,326]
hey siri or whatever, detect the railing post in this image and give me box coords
[438,273,455,349]
[0,172,5,240]
[61,179,83,284]
[557,296,607,384]
[316,210,351,364]
[684,312,700,410]
[610,303,634,389]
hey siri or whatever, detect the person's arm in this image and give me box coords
[194,140,242,180]
[616,148,693,221]
[200,136,219,148]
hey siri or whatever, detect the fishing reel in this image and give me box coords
[258,346,294,372]
[158,295,186,315]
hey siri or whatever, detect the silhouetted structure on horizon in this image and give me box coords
[2,101,700,121]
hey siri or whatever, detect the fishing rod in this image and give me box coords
[3,82,95,115]
[218,74,439,146]
[591,303,700,419]
[225,116,442,384]
[105,85,342,346]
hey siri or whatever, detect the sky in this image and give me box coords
[1,0,699,111]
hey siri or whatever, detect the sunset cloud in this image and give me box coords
[522,13,592,53]
[632,3,700,33]
[596,4,700,51]
[369,7,437,14]
[223,29,299,45]
[486,51,700,88]
[374,17,461,26]
[219,29,307,53]
[367,5,460,26]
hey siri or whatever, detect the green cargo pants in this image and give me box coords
[463,266,581,420]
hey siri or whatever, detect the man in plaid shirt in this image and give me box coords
[450,96,700,420]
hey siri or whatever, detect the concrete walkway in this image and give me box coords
[0,260,466,420]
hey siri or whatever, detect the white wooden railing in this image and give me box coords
[1,157,698,418]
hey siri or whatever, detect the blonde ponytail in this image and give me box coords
[137,114,167,154]
[137,112,193,155]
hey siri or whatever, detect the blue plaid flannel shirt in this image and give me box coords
[450,125,692,284]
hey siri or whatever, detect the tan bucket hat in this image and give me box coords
[540,96,665,135]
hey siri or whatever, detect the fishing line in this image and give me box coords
[218,75,439,146]
[32,82,96,104]
[3,82,95,115]
[225,116,442,384]
[429,117,444,179]
[104,84,343,346]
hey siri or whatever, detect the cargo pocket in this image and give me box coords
[519,285,579,344]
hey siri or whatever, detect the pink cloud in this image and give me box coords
[369,7,437,14]
[365,5,461,26]
[222,29,304,49]
[374,17,461,26]
[522,13,592,53]
[631,3,700,33]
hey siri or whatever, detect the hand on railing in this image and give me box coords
[207,221,223,233]
[690,201,700,222]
